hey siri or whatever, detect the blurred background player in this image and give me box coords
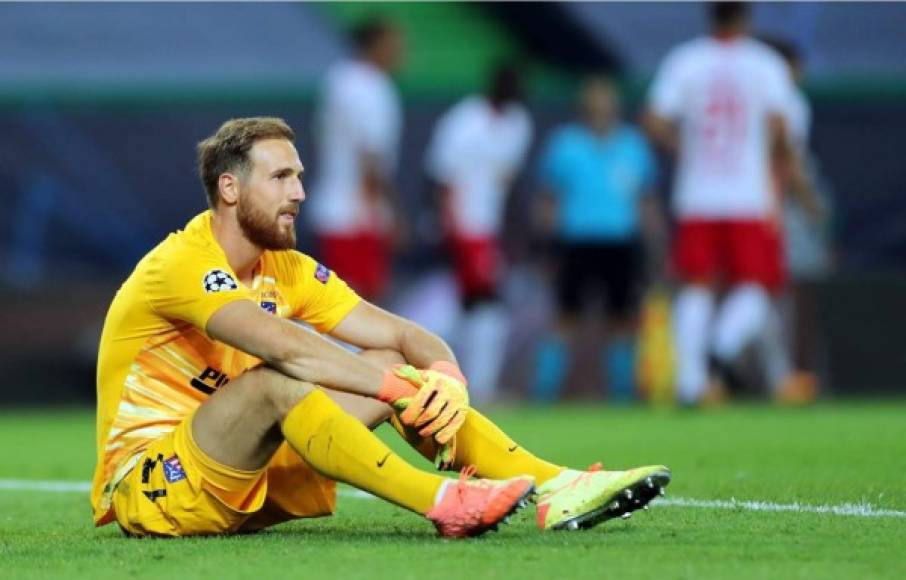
[532,76,660,403]
[424,64,533,405]
[755,36,832,403]
[644,2,811,405]
[310,18,404,302]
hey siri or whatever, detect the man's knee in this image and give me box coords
[237,366,316,419]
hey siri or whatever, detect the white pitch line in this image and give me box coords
[654,496,906,519]
[2,479,904,519]
[0,479,90,492]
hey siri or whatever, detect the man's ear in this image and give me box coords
[218,173,241,206]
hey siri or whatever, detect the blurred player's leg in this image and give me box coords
[673,285,715,404]
[712,283,770,364]
[532,243,586,402]
[756,301,818,404]
[458,301,508,405]
[601,242,642,402]
[673,221,719,404]
[532,324,572,403]
[604,331,637,402]
[712,220,776,365]
[451,236,507,405]
[756,301,792,391]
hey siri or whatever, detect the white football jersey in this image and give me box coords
[425,96,533,237]
[310,60,402,234]
[648,36,795,219]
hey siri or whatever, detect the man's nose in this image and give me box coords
[290,181,306,202]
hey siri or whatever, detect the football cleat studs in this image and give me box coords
[646,477,655,489]
[624,489,633,500]
[659,487,666,496]
[610,501,621,510]
[621,512,632,520]
[567,520,579,531]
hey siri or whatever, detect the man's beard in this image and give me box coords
[237,196,297,251]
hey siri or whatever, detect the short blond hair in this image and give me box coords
[196,117,295,207]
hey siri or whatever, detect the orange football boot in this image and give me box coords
[426,466,534,538]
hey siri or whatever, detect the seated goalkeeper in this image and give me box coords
[91,117,670,539]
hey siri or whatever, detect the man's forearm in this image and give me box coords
[271,323,386,397]
[397,320,458,371]
[643,111,678,155]
[788,154,821,218]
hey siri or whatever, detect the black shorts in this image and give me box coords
[555,241,642,318]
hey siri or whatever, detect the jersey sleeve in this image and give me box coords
[761,52,796,115]
[424,105,460,183]
[648,48,687,120]
[145,240,255,333]
[508,108,534,172]
[285,252,362,333]
[346,81,399,172]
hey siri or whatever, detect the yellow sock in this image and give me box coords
[390,408,564,486]
[454,409,563,485]
[282,389,443,514]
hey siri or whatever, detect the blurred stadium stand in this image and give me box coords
[0,3,342,98]
[562,2,906,77]
[1,2,905,402]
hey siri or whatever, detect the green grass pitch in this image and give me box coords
[1,403,904,579]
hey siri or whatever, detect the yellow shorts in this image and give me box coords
[112,413,336,537]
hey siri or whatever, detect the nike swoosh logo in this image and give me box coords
[508,446,519,453]
[376,453,391,468]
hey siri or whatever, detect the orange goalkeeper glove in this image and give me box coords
[411,361,468,444]
[376,363,469,443]
[376,363,469,469]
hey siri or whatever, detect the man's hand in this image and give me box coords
[375,364,420,410]
[401,367,469,444]
[376,363,469,444]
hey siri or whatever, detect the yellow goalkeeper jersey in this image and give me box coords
[91,210,360,525]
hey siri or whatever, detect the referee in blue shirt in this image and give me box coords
[533,75,663,402]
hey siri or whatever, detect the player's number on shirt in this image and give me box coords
[700,80,747,172]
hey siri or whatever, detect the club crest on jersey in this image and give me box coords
[260,301,277,314]
[163,455,186,483]
[314,263,331,284]
[203,269,238,293]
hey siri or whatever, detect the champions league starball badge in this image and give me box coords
[203,269,239,293]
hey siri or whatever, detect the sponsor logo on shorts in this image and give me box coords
[314,263,330,284]
[260,301,277,314]
[163,455,186,483]
[203,269,238,293]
